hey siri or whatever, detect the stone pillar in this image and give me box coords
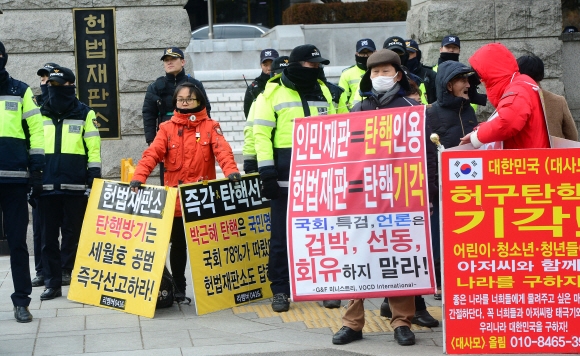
[406,0,565,118]
[0,1,190,180]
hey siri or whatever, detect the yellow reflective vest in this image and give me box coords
[338,65,365,109]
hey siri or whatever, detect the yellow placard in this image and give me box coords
[179,175,272,315]
[67,179,177,318]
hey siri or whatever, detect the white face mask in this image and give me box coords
[371,72,398,92]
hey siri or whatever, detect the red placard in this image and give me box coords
[441,147,580,354]
[288,107,435,301]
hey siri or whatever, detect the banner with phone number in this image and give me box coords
[442,148,580,354]
[68,179,176,318]
[288,107,436,301]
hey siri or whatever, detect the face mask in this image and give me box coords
[439,52,460,64]
[406,57,419,73]
[40,83,49,102]
[285,63,319,89]
[355,55,368,70]
[47,85,77,114]
[371,73,398,93]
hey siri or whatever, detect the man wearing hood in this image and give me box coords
[253,44,336,313]
[0,40,44,323]
[405,40,437,104]
[460,43,550,149]
[332,49,438,347]
[244,48,279,118]
[338,38,376,108]
[37,66,102,301]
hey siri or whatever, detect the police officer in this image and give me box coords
[243,55,289,174]
[38,66,101,301]
[338,38,376,108]
[404,40,437,104]
[0,40,44,322]
[142,47,211,184]
[253,44,336,312]
[31,62,60,288]
[243,48,279,118]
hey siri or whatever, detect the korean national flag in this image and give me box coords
[449,158,483,180]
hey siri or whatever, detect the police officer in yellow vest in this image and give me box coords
[338,38,376,108]
[37,66,101,301]
[0,41,44,323]
[253,44,336,313]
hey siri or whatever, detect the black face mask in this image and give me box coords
[406,57,420,74]
[47,85,77,114]
[0,54,7,83]
[355,55,368,70]
[439,52,460,65]
[176,105,204,114]
[40,83,49,102]
[285,63,319,89]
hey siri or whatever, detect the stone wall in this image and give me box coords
[406,0,568,122]
[561,32,580,131]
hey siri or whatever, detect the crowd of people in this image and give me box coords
[0,28,577,349]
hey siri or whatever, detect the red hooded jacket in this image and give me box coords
[468,43,550,149]
[133,109,239,216]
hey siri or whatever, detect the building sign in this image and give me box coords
[68,179,177,318]
[442,147,580,354]
[288,108,436,301]
[179,175,272,315]
[73,8,120,139]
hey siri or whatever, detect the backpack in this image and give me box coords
[156,266,175,309]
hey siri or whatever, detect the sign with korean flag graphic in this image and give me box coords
[449,158,483,180]
[288,107,436,301]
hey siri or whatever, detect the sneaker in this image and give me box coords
[271,293,290,312]
[322,300,341,309]
[62,270,72,286]
[332,326,363,345]
[31,275,44,287]
[434,289,442,300]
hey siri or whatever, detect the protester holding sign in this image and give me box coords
[131,82,241,302]
[460,43,550,149]
[332,49,438,346]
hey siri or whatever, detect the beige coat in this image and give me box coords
[542,89,578,141]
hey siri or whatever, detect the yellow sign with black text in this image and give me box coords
[68,179,177,318]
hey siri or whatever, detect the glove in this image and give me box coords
[468,73,487,106]
[243,159,258,174]
[29,170,43,199]
[130,180,142,192]
[84,188,91,197]
[228,172,242,182]
[261,177,280,200]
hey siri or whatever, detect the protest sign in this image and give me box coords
[68,179,177,318]
[288,107,436,301]
[442,148,580,354]
[180,175,272,315]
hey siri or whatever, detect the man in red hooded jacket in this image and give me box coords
[460,43,550,149]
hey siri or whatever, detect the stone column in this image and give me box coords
[406,0,565,118]
[0,1,190,180]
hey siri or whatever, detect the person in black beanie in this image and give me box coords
[0,40,45,323]
[243,48,279,118]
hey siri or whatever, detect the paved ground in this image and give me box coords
[0,256,450,356]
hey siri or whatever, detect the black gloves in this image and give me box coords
[468,73,487,106]
[261,177,280,200]
[130,180,142,191]
[243,159,258,174]
[29,170,43,199]
[228,172,242,182]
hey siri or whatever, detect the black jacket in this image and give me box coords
[427,61,478,149]
[142,69,211,144]
[414,65,438,104]
[353,85,438,203]
[243,72,270,118]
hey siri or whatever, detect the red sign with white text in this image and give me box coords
[442,148,580,354]
[288,107,435,301]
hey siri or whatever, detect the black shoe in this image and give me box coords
[380,300,392,318]
[31,275,44,287]
[13,306,33,323]
[332,326,363,345]
[323,300,341,309]
[412,309,439,327]
[40,287,62,301]
[271,293,290,312]
[394,326,415,346]
[62,270,71,286]
[434,289,442,300]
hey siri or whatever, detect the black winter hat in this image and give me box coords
[48,66,75,85]
[289,44,330,65]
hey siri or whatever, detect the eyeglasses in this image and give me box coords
[176,98,197,104]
